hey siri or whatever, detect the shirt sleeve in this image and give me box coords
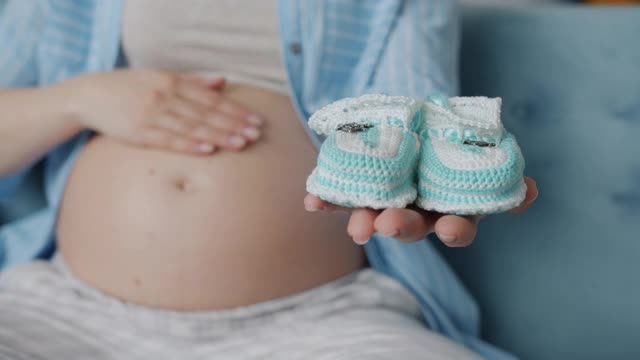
[360,0,489,348]
[363,0,460,98]
[0,0,46,85]
[0,0,47,201]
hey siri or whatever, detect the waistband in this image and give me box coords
[1,255,423,339]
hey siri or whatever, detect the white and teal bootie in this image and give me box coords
[306,94,423,209]
[416,96,527,215]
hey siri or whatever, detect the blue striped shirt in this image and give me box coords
[0,1,514,358]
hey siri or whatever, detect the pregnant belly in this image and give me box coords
[56,84,365,311]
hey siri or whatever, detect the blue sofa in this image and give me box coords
[437,5,640,360]
[2,4,639,360]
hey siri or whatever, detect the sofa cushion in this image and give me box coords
[438,5,640,360]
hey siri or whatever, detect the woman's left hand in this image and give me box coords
[304,176,538,247]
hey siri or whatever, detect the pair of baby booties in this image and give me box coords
[306,94,526,215]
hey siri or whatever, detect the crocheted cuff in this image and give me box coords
[309,94,423,135]
[423,97,504,145]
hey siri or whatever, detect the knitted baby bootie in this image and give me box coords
[306,94,423,209]
[415,96,527,215]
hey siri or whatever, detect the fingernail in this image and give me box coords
[531,189,539,202]
[353,236,369,245]
[247,114,264,126]
[198,143,215,153]
[242,127,261,140]
[348,230,369,245]
[437,233,457,243]
[305,204,319,212]
[227,136,246,148]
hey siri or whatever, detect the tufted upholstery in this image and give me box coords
[437,5,640,360]
[2,5,639,360]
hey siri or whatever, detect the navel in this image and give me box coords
[173,177,194,193]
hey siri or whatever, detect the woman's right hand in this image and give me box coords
[59,69,264,154]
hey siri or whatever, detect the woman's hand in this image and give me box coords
[304,176,538,247]
[59,69,264,154]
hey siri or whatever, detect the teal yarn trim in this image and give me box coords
[417,179,524,205]
[358,126,380,148]
[318,130,419,173]
[425,128,501,145]
[425,93,450,108]
[418,131,524,185]
[409,108,424,133]
[418,174,521,195]
[311,174,416,199]
[417,158,525,192]
[317,156,417,184]
[306,94,526,213]
[308,118,420,207]
[309,185,417,208]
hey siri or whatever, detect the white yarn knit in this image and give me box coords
[309,94,423,135]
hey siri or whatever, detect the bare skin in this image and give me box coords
[56,81,365,310]
[2,69,537,311]
[0,70,263,177]
[305,176,538,247]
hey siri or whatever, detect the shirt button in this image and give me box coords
[289,42,302,55]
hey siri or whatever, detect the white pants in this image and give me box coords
[0,256,481,360]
